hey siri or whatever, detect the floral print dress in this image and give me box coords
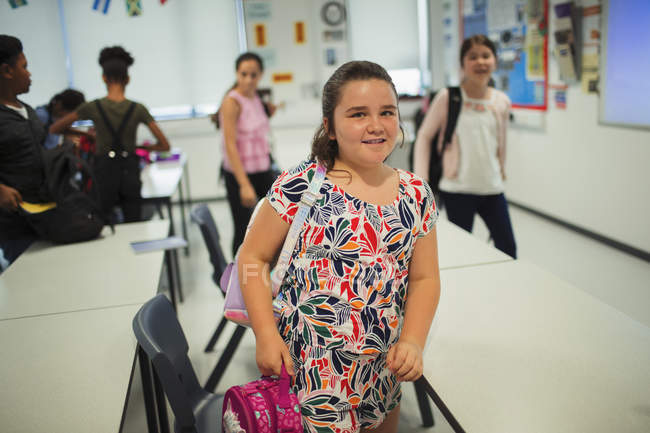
[267,160,438,433]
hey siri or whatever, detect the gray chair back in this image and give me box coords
[133,294,210,431]
[190,204,228,289]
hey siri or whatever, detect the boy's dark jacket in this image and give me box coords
[0,101,50,239]
[0,101,49,202]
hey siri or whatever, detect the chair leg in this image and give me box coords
[164,251,177,311]
[414,377,435,427]
[138,346,160,433]
[204,317,229,353]
[182,161,192,256]
[153,368,170,433]
[178,173,190,257]
[417,376,466,433]
[204,325,247,392]
[171,248,184,303]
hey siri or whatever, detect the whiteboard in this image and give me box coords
[599,0,650,130]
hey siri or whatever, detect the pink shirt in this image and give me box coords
[221,89,271,173]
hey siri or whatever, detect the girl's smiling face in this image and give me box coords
[325,78,399,169]
[461,43,496,85]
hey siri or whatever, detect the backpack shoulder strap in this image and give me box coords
[94,100,116,138]
[442,86,462,148]
[116,102,137,138]
[271,164,327,292]
[94,100,136,152]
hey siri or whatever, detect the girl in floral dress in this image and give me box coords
[238,61,441,433]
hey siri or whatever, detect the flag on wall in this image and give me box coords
[8,0,28,8]
[126,0,142,16]
[92,0,111,14]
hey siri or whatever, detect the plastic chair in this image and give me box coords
[190,204,248,392]
[190,204,230,352]
[133,294,223,433]
[189,204,228,287]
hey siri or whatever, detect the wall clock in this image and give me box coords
[321,1,346,26]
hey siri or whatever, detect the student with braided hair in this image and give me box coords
[51,46,170,222]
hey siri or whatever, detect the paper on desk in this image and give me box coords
[130,236,188,254]
[19,201,57,213]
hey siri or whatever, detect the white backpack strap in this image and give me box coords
[271,164,326,293]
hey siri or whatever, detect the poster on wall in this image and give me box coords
[254,23,267,47]
[581,0,600,93]
[442,0,460,85]
[244,1,271,20]
[462,0,548,110]
[255,47,277,69]
[295,21,306,44]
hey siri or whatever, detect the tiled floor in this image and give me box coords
[121,194,649,432]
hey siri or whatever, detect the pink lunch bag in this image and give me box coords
[222,365,302,433]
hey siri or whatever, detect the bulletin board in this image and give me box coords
[461,0,549,110]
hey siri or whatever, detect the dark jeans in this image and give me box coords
[440,191,517,258]
[223,168,277,257]
[94,155,142,223]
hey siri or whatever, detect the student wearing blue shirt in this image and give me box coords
[35,89,85,149]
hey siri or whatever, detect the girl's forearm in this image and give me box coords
[138,142,169,152]
[224,140,252,188]
[239,259,280,338]
[400,278,440,349]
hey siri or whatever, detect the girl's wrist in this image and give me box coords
[398,334,424,352]
[253,324,281,340]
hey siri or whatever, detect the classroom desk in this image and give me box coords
[0,220,169,321]
[141,154,191,255]
[436,218,513,270]
[423,260,650,433]
[0,304,141,433]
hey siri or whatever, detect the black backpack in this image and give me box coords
[24,144,108,244]
[409,87,462,193]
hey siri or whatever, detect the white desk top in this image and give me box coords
[436,218,512,270]
[0,220,169,320]
[140,154,186,199]
[424,260,650,433]
[0,304,141,433]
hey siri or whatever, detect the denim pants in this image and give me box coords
[440,191,517,258]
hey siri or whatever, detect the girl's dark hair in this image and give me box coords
[48,89,85,114]
[0,34,22,66]
[99,46,134,84]
[460,35,497,66]
[235,51,264,72]
[213,52,266,129]
[310,60,402,171]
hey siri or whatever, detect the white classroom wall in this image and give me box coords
[0,1,69,106]
[0,0,240,111]
[2,1,647,252]
[348,0,420,70]
[429,0,650,252]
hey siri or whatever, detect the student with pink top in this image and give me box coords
[220,52,278,256]
[413,35,516,258]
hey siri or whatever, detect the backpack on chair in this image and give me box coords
[23,143,109,244]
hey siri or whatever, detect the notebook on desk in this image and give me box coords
[130,236,187,254]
